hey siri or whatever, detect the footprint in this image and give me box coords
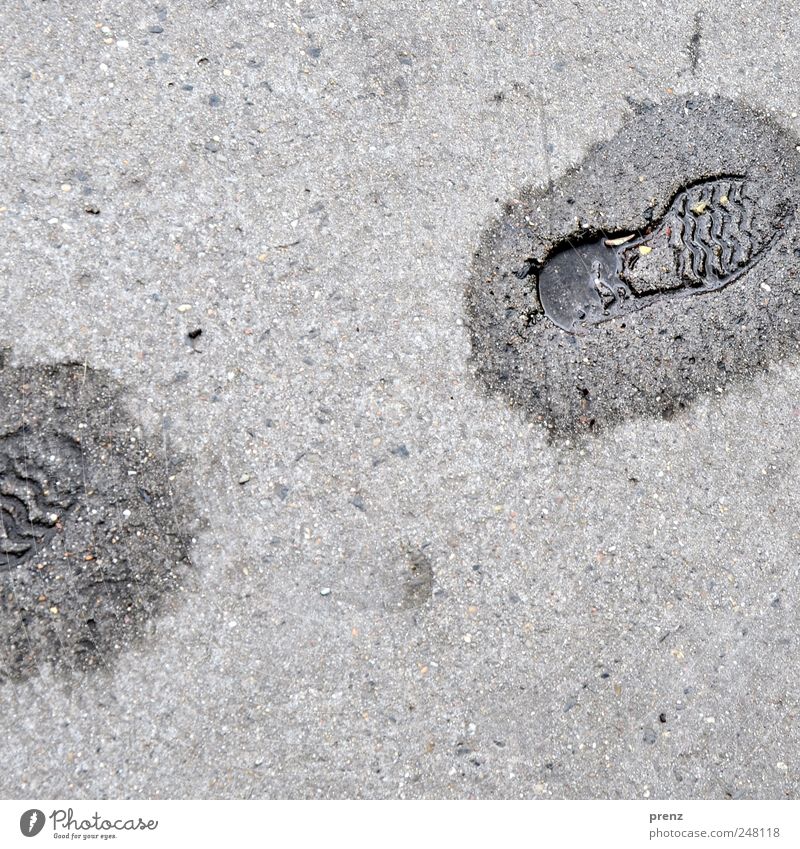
[0,360,197,682]
[466,97,800,435]
[537,177,788,333]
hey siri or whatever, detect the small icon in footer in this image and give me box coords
[19,809,46,837]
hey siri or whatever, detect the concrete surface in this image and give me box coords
[1,0,799,799]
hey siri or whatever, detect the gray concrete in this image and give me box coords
[1,0,799,799]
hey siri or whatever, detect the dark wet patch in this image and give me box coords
[0,360,194,682]
[373,543,434,612]
[465,96,800,436]
[400,544,434,610]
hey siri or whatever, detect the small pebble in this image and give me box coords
[320,587,331,596]
[238,473,251,484]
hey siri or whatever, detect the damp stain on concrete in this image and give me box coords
[465,96,800,436]
[0,359,195,682]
